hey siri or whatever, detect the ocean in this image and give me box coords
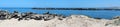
[1,9,120,19]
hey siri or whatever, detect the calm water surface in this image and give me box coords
[1,9,120,19]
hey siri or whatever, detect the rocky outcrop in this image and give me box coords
[0,10,66,21]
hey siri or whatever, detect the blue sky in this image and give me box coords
[0,0,120,8]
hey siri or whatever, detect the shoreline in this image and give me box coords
[0,10,118,21]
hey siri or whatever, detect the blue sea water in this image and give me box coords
[1,9,120,19]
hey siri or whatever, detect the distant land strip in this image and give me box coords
[32,8,120,10]
[0,8,120,10]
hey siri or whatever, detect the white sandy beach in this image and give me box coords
[0,15,119,27]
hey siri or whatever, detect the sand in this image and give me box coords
[0,15,119,27]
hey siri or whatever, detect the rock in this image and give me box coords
[25,12,35,15]
[18,18,23,21]
[112,19,120,26]
[14,11,19,13]
[43,12,50,15]
[113,16,120,19]
[0,10,9,20]
[58,18,63,20]
[10,11,20,19]
[43,15,55,21]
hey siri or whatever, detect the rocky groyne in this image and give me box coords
[0,10,66,21]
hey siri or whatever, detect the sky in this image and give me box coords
[0,0,120,8]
